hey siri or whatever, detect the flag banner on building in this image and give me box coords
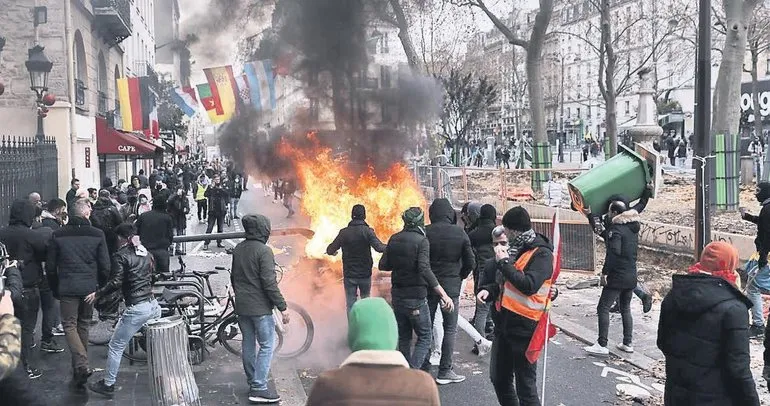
[116,76,153,133]
[525,211,561,364]
[203,65,239,122]
[234,74,252,106]
[197,83,227,124]
[143,102,159,139]
[243,60,277,111]
[169,86,199,117]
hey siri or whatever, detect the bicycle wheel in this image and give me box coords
[217,314,243,356]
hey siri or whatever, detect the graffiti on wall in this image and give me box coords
[638,222,740,254]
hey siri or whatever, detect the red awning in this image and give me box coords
[96,117,162,156]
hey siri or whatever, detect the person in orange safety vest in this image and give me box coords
[477,207,554,406]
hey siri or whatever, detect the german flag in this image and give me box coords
[116,76,152,132]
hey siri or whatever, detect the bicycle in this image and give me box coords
[123,257,313,364]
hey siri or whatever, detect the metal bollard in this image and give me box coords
[146,315,201,406]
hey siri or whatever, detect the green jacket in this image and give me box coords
[230,215,287,316]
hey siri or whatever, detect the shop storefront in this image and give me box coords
[96,117,162,184]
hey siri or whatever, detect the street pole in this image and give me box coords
[694,0,711,258]
[559,55,565,155]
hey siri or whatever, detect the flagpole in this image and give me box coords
[540,315,550,406]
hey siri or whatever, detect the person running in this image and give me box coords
[88,223,161,398]
[326,204,386,315]
[421,198,474,384]
[231,215,289,404]
[477,208,554,406]
[378,207,454,369]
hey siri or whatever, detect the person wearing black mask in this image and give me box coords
[468,204,497,347]
[326,204,387,314]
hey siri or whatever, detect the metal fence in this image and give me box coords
[0,136,58,224]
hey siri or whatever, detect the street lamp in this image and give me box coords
[25,44,53,142]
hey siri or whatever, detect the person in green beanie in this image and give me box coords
[378,207,453,369]
[306,298,440,405]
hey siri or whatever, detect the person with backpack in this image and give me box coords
[90,190,123,256]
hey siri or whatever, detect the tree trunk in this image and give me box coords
[599,0,619,156]
[713,0,756,135]
[752,43,763,141]
[389,0,422,71]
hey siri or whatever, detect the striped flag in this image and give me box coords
[525,210,561,364]
[203,65,239,122]
[169,86,199,117]
[116,76,153,132]
[243,60,276,111]
[234,74,251,106]
[197,83,227,124]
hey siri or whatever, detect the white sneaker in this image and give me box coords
[477,338,492,357]
[429,350,441,366]
[584,342,609,356]
[616,343,634,353]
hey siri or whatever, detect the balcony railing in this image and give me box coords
[92,0,132,45]
[75,79,86,108]
[97,91,108,116]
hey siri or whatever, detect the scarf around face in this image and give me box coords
[507,229,537,260]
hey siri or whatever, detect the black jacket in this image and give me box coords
[96,242,154,308]
[480,233,553,339]
[46,217,111,298]
[468,217,496,285]
[205,185,230,216]
[230,216,287,316]
[425,199,474,297]
[227,177,244,199]
[0,202,48,288]
[90,197,123,255]
[743,201,770,261]
[657,274,759,406]
[167,194,190,230]
[65,188,78,207]
[378,227,439,300]
[135,209,174,251]
[326,219,386,279]
[600,209,641,290]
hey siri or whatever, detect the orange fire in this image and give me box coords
[279,135,426,262]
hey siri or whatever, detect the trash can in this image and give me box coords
[568,144,651,215]
[146,315,201,406]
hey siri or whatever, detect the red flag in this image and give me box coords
[526,211,562,363]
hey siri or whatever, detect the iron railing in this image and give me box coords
[0,136,58,224]
[75,79,86,107]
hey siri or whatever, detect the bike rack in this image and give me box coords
[153,280,207,358]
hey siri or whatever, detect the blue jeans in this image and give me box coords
[424,295,459,374]
[344,277,371,315]
[392,297,432,369]
[230,198,240,218]
[748,280,765,328]
[105,299,162,385]
[239,314,276,391]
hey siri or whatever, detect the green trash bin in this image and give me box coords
[568,145,651,215]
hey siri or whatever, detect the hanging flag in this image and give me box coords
[203,65,239,121]
[235,74,251,105]
[197,83,227,124]
[525,211,562,364]
[143,101,159,139]
[116,76,152,132]
[243,60,276,111]
[170,86,199,117]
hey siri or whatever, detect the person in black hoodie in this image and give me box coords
[135,196,174,275]
[477,207,553,406]
[421,198,474,384]
[227,173,244,220]
[0,200,50,379]
[90,190,123,256]
[378,207,453,370]
[326,204,386,314]
[741,181,770,339]
[203,174,230,249]
[468,204,497,345]
[167,187,190,256]
[657,241,759,406]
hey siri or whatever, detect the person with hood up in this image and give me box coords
[468,204,498,348]
[231,214,289,404]
[378,207,454,370]
[135,196,174,275]
[460,202,483,233]
[326,204,387,314]
[741,181,770,339]
[421,198,475,384]
[90,190,123,256]
[657,241,760,406]
[167,186,190,256]
[583,191,648,356]
[0,200,51,379]
[477,207,554,406]
[306,297,440,406]
[46,199,110,392]
[88,223,161,398]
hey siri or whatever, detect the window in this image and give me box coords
[309,98,319,121]
[766,57,770,75]
[566,107,571,117]
[381,102,393,123]
[74,30,87,110]
[380,65,391,88]
[624,101,630,115]
[381,33,389,54]
[588,105,592,118]
[577,108,581,118]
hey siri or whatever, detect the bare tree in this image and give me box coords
[414,2,472,77]
[453,0,554,189]
[372,0,424,70]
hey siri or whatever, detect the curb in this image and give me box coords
[273,363,308,406]
[550,313,657,372]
